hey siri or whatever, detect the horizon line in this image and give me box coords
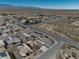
[0,3,79,10]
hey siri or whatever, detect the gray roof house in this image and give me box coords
[5,36,21,45]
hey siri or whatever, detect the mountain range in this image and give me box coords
[0,4,79,16]
[0,4,41,10]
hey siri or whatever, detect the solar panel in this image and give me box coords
[0,52,7,57]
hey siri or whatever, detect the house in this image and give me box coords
[17,32,31,42]
[4,36,21,45]
[19,43,32,57]
[13,43,33,59]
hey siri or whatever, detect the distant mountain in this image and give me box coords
[0,4,41,10]
[0,4,79,11]
[0,4,13,8]
[0,4,79,16]
[0,4,12,6]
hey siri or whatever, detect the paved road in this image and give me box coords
[28,25,79,47]
[19,23,79,59]
[38,41,65,59]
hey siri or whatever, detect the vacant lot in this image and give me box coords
[56,44,79,59]
[35,17,79,41]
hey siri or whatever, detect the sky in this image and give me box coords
[0,0,79,9]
